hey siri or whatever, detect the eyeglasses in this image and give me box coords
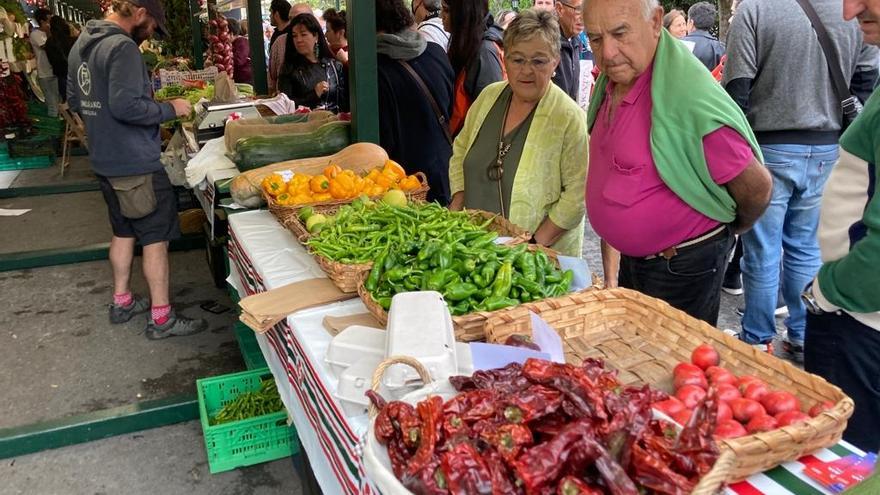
[411,0,422,14]
[505,56,552,71]
[557,0,583,14]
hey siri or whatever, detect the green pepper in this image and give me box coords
[426,269,458,291]
[444,282,479,301]
[503,244,527,264]
[448,258,464,275]
[491,262,513,298]
[384,266,412,282]
[417,240,441,262]
[377,297,392,310]
[510,286,521,300]
[450,300,470,315]
[479,260,500,288]
[384,251,398,271]
[435,245,454,270]
[468,232,498,249]
[535,250,552,274]
[471,273,485,288]
[513,274,543,296]
[557,270,574,294]
[460,257,477,274]
[482,296,519,312]
[545,271,563,284]
[403,276,421,291]
[477,287,493,299]
[364,249,387,292]
[515,250,538,281]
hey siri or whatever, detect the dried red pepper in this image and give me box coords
[629,443,694,495]
[480,423,534,462]
[407,396,444,477]
[507,385,564,423]
[402,454,447,495]
[511,419,598,491]
[483,448,521,495]
[374,401,421,449]
[521,359,608,422]
[443,389,499,423]
[441,442,494,495]
[556,476,603,495]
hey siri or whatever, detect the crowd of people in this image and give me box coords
[45,0,879,454]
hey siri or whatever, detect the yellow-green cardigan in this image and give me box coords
[449,81,588,257]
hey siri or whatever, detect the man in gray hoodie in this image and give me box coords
[68,0,206,339]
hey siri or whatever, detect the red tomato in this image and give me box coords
[691,344,720,370]
[746,414,778,433]
[717,401,733,422]
[743,382,770,402]
[808,401,835,417]
[653,398,685,418]
[729,398,765,423]
[775,411,811,427]
[674,362,703,378]
[671,409,693,427]
[715,384,742,402]
[674,370,708,390]
[707,369,738,387]
[737,375,764,392]
[760,391,801,416]
[715,419,748,439]
[675,385,707,409]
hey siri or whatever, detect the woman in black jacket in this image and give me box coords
[277,13,348,112]
[45,16,77,102]
[375,0,454,204]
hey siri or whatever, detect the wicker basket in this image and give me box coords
[265,172,430,234]
[306,209,534,294]
[363,357,735,495]
[482,288,854,483]
[357,245,602,342]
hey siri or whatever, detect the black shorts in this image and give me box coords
[98,170,181,246]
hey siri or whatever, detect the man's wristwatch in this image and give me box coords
[801,281,825,316]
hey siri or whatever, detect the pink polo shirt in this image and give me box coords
[587,64,754,257]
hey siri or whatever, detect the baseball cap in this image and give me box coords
[129,0,167,37]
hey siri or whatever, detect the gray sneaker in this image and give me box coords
[109,296,150,324]
[145,310,208,340]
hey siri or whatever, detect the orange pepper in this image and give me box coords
[313,192,333,202]
[366,168,381,182]
[309,175,330,194]
[375,171,394,189]
[323,164,343,179]
[382,160,407,181]
[329,174,356,199]
[400,175,422,191]
[368,184,386,197]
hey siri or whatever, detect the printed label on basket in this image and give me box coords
[530,312,565,363]
[803,453,877,493]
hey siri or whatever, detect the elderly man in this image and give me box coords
[552,0,584,100]
[584,0,773,326]
[682,2,725,71]
[802,0,880,454]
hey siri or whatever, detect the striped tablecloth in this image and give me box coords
[227,209,865,495]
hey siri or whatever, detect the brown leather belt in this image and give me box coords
[644,225,728,260]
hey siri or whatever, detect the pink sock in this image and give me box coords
[151,305,172,325]
[113,292,133,307]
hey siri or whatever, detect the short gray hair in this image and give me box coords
[503,8,561,58]
[423,0,442,12]
[584,0,661,21]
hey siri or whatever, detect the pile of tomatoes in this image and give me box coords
[652,344,834,439]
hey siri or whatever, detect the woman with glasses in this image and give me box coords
[442,0,506,135]
[448,9,588,257]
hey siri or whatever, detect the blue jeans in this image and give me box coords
[740,144,838,345]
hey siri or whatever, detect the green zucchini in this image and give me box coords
[231,121,351,170]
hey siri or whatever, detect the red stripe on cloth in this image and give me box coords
[728,481,764,495]
[265,328,360,495]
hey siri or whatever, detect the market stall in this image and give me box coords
[224,208,870,495]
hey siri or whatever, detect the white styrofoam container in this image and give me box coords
[325,325,386,378]
[335,356,384,417]
[384,292,458,389]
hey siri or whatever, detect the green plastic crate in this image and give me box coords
[0,148,52,170]
[197,368,293,473]
[234,321,267,370]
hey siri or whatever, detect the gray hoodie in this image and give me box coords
[67,20,176,177]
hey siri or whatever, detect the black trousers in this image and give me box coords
[619,228,734,326]
[805,311,880,453]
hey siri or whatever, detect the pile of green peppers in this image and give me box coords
[306,201,499,265]
[365,240,574,316]
[210,378,284,426]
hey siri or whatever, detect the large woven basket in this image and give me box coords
[305,209,533,293]
[265,172,430,237]
[482,288,854,483]
[358,245,602,341]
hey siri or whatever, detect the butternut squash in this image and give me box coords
[229,142,389,207]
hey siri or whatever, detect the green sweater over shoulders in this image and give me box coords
[587,29,762,223]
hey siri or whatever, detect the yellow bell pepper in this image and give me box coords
[383,160,407,181]
[329,172,357,199]
[366,168,381,182]
[323,164,343,179]
[312,192,333,202]
[375,172,394,189]
[261,174,287,197]
[309,175,330,194]
[399,175,422,191]
[291,193,313,205]
[275,192,293,205]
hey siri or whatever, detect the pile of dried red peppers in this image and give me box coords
[367,357,721,495]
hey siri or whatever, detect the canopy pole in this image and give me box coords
[347,2,379,143]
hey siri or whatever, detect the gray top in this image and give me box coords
[722,0,878,134]
[463,86,536,216]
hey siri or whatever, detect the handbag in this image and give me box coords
[108,173,157,219]
[793,0,863,130]
[397,59,453,145]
